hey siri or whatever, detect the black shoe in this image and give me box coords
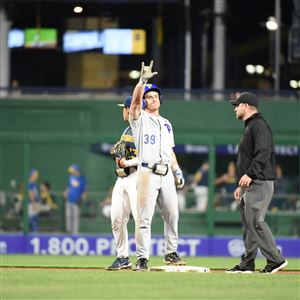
[225,265,254,273]
[164,252,186,265]
[105,257,132,271]
[259,260,288,274]
[133,258,149,271]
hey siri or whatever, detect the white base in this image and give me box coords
[149,265,210,273]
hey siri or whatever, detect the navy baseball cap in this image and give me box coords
[117,96,147,109]
[143,83,162,96]
[118,96,132,108]
[229,92,259,107]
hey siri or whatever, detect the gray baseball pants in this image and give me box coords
[239,179,284,267]
[65,201,80,235]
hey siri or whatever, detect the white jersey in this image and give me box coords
[129,110,175,164]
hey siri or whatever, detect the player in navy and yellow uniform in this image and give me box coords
[106,97,146,271]
[120,126,137,160]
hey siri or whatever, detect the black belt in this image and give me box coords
[141,162,169,176]
[142,163,155,169]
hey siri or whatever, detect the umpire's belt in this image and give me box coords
[141,163,169,176]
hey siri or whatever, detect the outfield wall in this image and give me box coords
[1,98,299,192]
[1,234,299,258]
[1,98,299,236]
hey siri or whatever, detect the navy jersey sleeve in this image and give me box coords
[120,126,137,159]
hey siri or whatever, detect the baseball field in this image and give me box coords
[1,255,299,299]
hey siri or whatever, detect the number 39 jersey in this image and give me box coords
[129,110,175,164]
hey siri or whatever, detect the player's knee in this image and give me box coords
[138,218,151,228]
[111,219,122,230]
[253,218,266,231]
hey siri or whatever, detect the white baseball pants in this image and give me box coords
[136,166,179,259]
[111,172,137,258]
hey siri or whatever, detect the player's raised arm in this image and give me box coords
[130,60,158,119]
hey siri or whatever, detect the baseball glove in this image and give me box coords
[109,141,127,159]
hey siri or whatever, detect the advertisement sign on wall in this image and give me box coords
[1,234,299,258]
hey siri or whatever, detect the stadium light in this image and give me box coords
[246,64,265,75]
[245,64,255,74]
[266,16,278,31]
[73,6,83,14]
[289,80,300,89]
[255,65,264,74]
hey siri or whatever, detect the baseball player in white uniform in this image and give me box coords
[129,61,186,271]
[106,97,145,270]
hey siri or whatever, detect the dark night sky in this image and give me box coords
[2,0,297,89]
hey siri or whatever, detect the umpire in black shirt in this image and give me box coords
[226,92,288,274]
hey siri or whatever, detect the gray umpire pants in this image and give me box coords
[239,180,284,267]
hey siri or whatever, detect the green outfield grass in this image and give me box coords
[1,255,300,300]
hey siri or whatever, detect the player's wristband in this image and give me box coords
[138,78,147,85]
